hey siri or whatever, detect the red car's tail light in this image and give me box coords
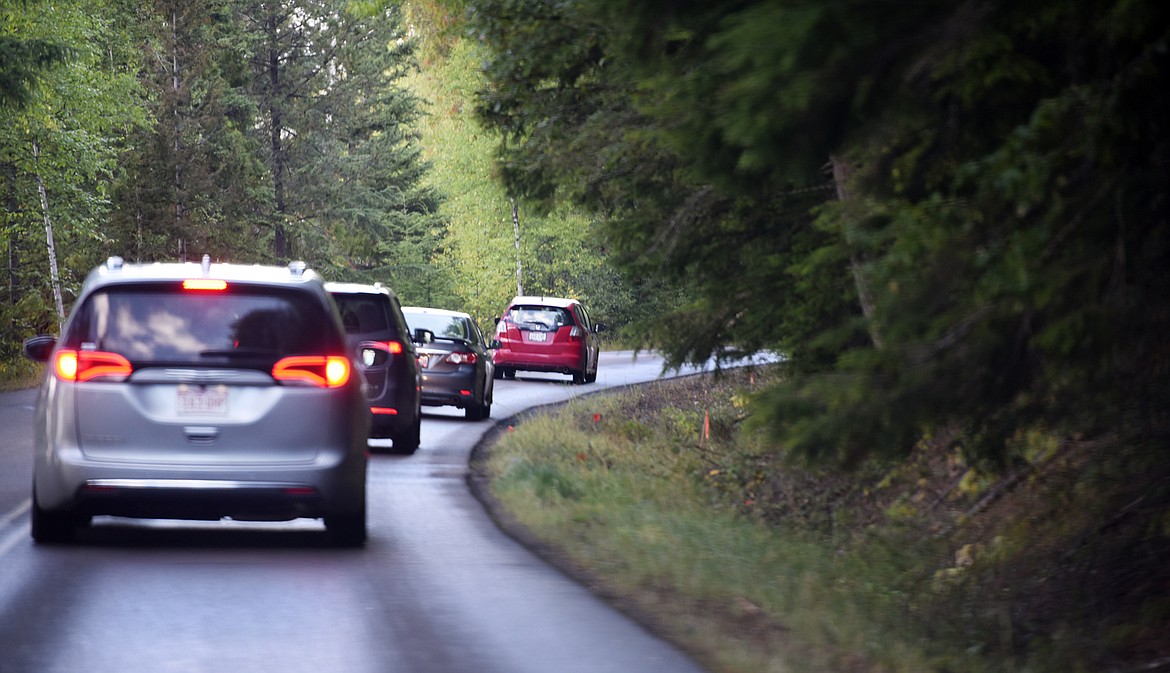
[569,326,585,338]
[182,279,228,291]
[447,352,477,365]
[272,355,351,388]
[54,349,133,382]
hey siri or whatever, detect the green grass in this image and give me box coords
[0,357,41,391]
[476,368,1169,673]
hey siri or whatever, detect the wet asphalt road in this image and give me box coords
[0,352,714,673]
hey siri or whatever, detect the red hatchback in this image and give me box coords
[492,296,604,384]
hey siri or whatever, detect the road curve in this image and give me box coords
[0,351,716,673]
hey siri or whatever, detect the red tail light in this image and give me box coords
[54,349,133,382]
[272,355,351,388]
[359,341,403,368]
[447,352,477,365]
[371,407,398,415]
[182,279,228,291]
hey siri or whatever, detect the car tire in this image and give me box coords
[465,398,490,420]
[572,370,586,385]
[502,368,515,380]
[466,401,484,421]
[585,368,597,384]
[325,509,367,547]
[31,490,81,544]
[396,411,421,454]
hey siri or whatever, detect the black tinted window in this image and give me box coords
[65,285,336,363]
[333,295,392,334]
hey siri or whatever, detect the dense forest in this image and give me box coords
[1,0,623,367]
[462,0,1170,470]
[5,0,1170,473]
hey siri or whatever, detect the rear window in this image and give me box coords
[506,305,573,332]
[64,284,338,365]
[404,313,470,341]
[333,294,392,334]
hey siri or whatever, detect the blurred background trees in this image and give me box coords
[463,0,1170,467]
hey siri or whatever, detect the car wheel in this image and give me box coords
[325,508,367,547]
[585,368,597,384]
[396,411,421,454]
[466,401,484,421]
[572,370,586,385]
[502,368,515,380]
[31,490,81,544]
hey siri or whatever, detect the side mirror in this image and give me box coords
[413,328,434,345]
[23,335,57,362]
[488,338,502,350]
[593,323,606,333]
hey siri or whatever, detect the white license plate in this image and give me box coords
[178,386,228,416]
[528,331,547,342]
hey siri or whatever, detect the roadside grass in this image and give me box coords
[0,358,40,391]
[474,367,1170,673]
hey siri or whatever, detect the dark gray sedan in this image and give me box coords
[401,306,497,420]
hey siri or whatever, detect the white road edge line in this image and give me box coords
[1,500,30,527]
[0,503,30,558]
[0,527,25,557]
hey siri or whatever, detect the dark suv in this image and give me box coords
[22,256,370,545]
[326,282,423,453]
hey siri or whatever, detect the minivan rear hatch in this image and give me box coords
[64,283,347,465]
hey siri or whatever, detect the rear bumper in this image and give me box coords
[419,370,478,408]
[492,349,583,374]
[72,480,336,521]
[36,447,367,520]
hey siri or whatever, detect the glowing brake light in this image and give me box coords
[54,349,133,382]
[447,352,477,365]
[182,279,228,291]
[272,355,351,388]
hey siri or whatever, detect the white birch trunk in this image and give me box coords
[32,140,65,323]
[511,199,523,297]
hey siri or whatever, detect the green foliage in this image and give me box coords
[1,0,149,336]
[468,0,1170,469]
[402,7,648,334]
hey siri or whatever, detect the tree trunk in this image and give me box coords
[268,10,287,260]
[32,141,64,323]
[830,154,882,349]
[4,162,17,305]
[172,8,184,240]
[511,199,523,296]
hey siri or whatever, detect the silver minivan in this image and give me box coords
[22,256,370,545]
